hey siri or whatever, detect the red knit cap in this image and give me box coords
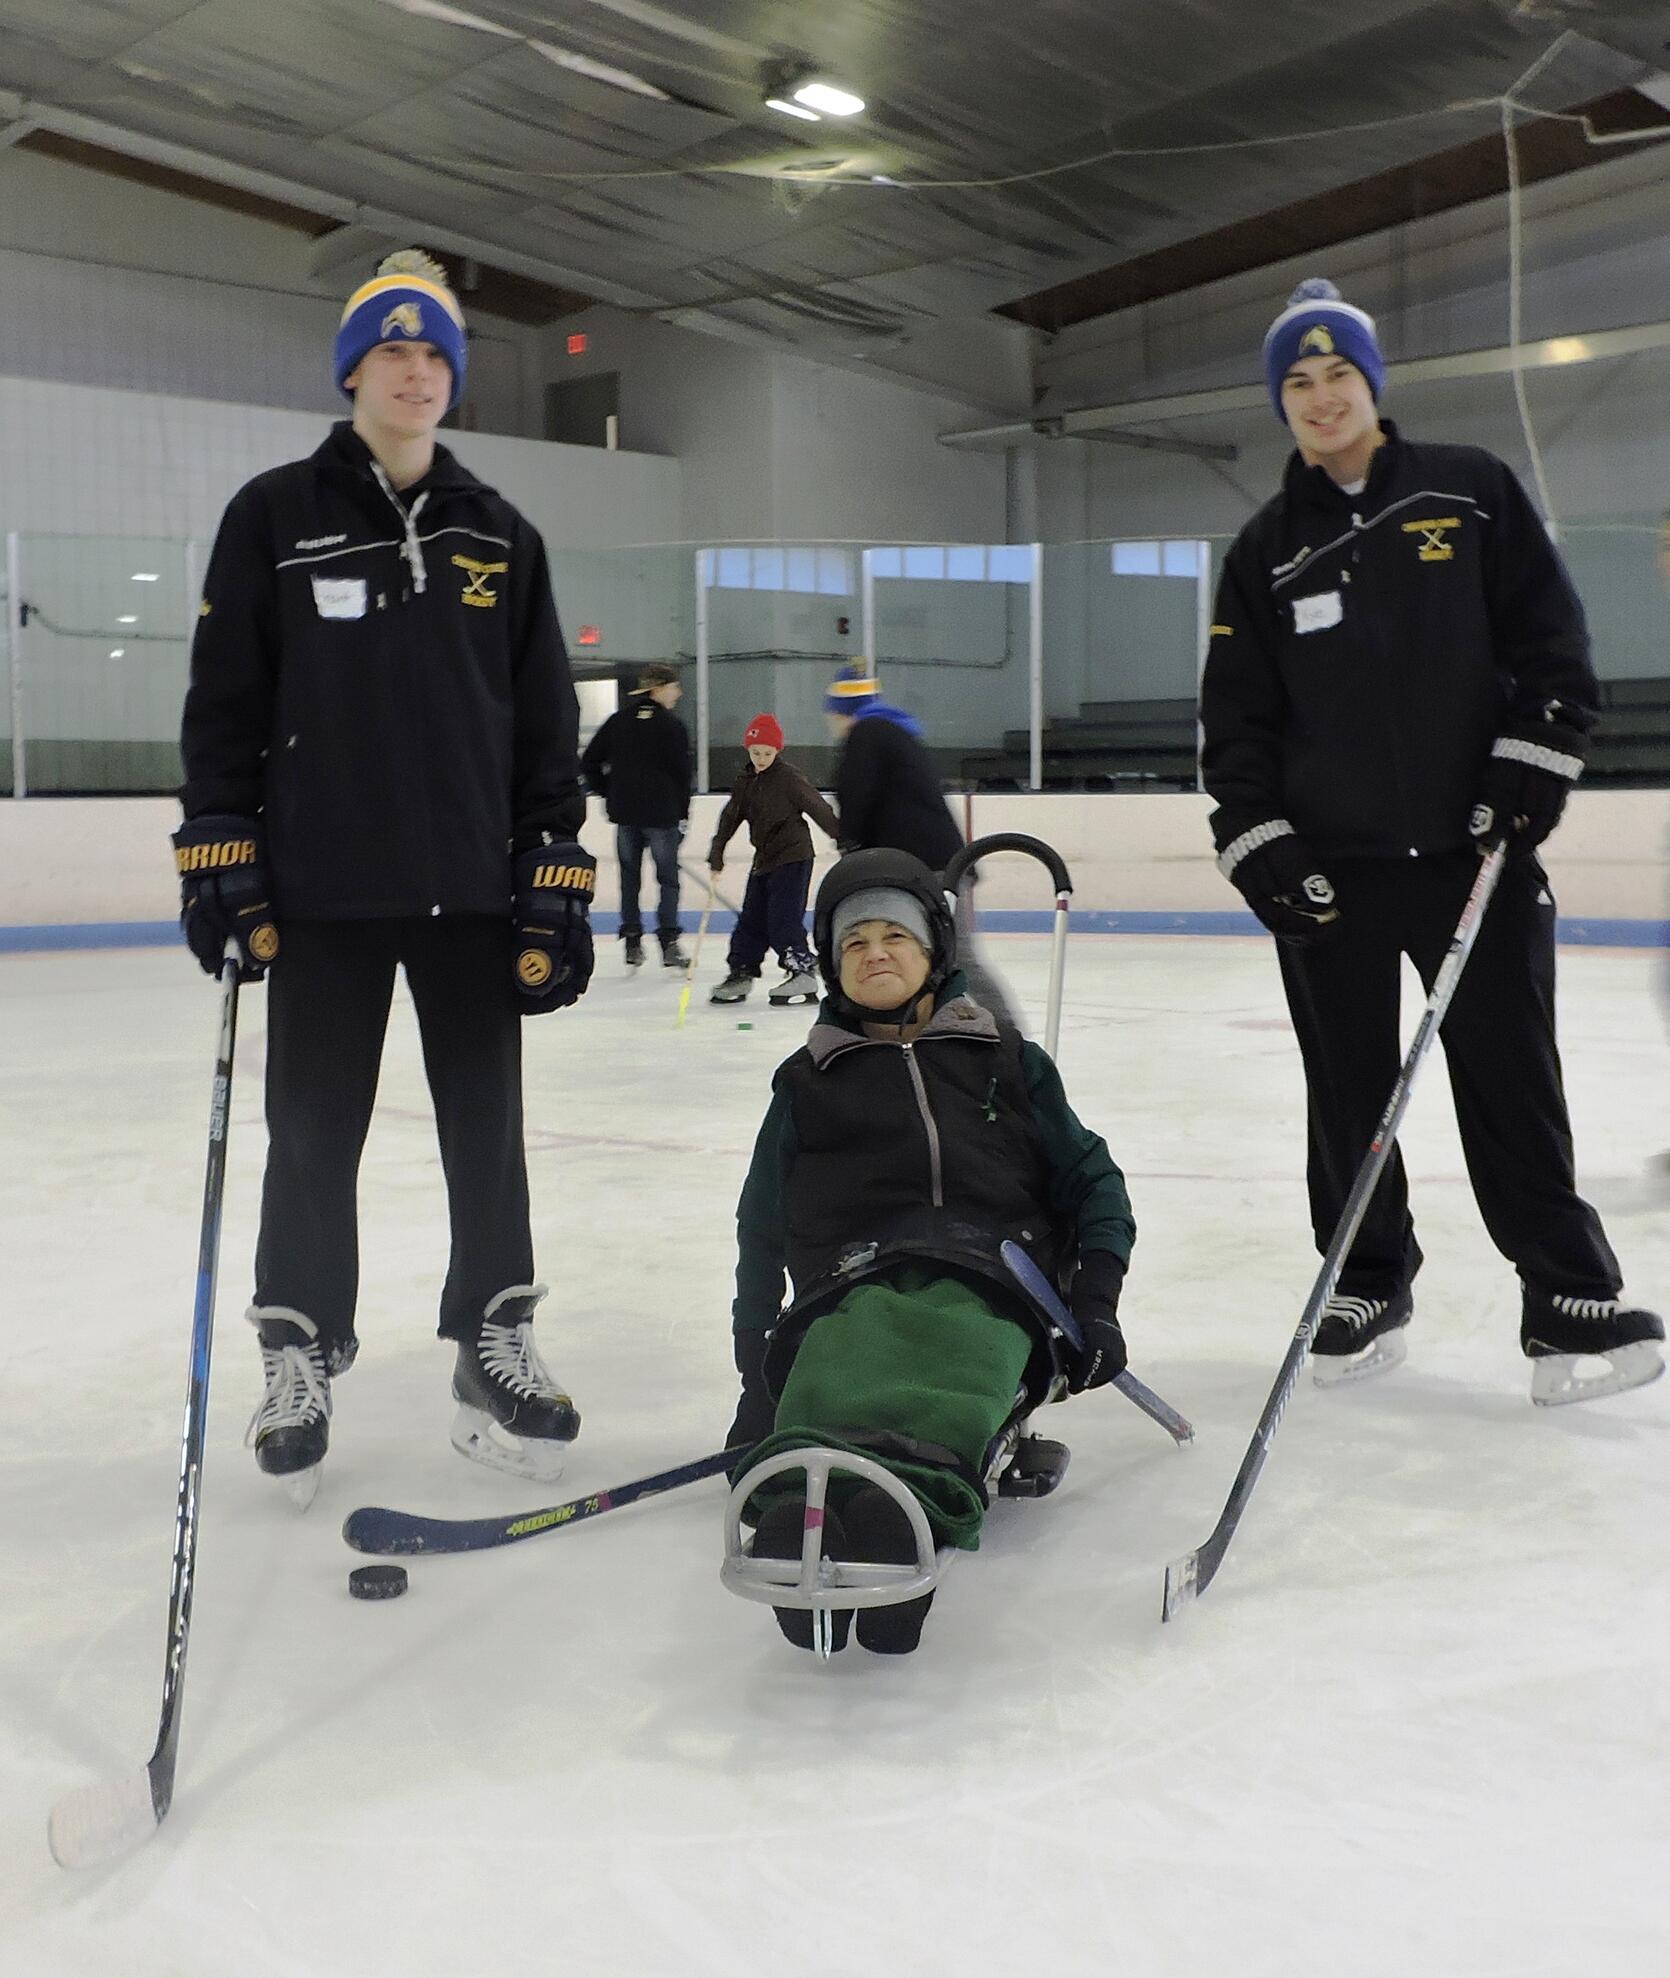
[744,713,784,751]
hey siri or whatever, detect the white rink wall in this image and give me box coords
[2,788,1667,940]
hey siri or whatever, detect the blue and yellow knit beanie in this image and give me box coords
[334,249,468,410]
[1262,277,1384,421]
[825,658,880,716]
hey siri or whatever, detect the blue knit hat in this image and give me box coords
[334,250,468,410]
[1263,278,1384,421]
[825,658,880,715]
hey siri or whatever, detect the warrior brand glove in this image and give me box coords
[171,815,279,980]
[512,840,596,1013]
[1215,818,1341,946]
[727,1329,776,1449]
[1067,1252,1128,1393]
[1470,704,1590,854]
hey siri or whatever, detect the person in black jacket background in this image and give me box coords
[176,250,596,1500]
[581,662,692,969]
[824,660,1018,1026]
[1200,277,1661,1406]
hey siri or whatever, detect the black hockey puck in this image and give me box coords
[348,1563,409,1601]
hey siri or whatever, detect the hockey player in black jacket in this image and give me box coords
[177,250,595,1501]
[1201,277,1661,1407]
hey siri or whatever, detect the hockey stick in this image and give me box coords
[49,943,243,1869]
[677,870,717,1027]
[680,859,744,917]
[1001,1240,1194,1445]
[1162,839,1510,1622]
[343,1446,738,1557]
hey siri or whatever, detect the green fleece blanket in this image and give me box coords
[744,1267,1034,1549]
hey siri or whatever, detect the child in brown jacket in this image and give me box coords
[707,714,840,1006]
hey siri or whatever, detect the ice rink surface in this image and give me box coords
[3,931,1667,1978]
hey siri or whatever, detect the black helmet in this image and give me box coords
[812,848,957,1021]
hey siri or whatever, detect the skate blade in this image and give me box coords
[1530,1340,1665,1407]
[768,994,816,1007]
[1313,1329,1408,1389]
[449,1404,568,1482]
[278,1464,321,1512]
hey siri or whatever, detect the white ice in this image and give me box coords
[3,933,1667,1977]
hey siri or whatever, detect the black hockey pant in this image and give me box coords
[253,916,535,1353]
[1275,850,1619,1303]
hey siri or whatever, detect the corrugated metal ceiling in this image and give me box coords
[0,1,1662,347]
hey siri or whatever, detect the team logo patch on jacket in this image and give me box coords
[1402,517,1460,562]
[452,552,508,607]
[380,302,424,339]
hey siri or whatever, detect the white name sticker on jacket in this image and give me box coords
[1292,590,1343,635]
[312,575,367,621]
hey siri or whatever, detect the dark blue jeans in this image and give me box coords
[728,860,814,975]
[617,824,682,940]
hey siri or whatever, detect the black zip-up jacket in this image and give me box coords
[731,981,1135,1342]
[180,422,583,919]
[580,691,692,828]
[708,755,840,874]
[834,710,964,870]
[1199,423,1598,860]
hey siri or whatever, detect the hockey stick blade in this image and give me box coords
[999,1240,1194,1445]
[48,1765,162,1870]
[343,1447,739,1556]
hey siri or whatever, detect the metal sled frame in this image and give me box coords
[721,1398,1062,1659]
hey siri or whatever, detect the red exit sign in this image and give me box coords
[567,333,589,356]
[576,624,601,646]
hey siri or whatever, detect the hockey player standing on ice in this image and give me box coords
[1200,276,1662,1406]
[175,250,597,1502]
[707,713,840,1007]
[580,661,692,970]
[724,849,1135,1654]
[824,657,1019,1026]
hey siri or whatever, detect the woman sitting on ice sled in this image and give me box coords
[722,847,1135,1656]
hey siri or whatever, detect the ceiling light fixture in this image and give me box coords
[117,614,138,624]
[131,572,159,582]
[765,95,822,121]
[792,80,865,118]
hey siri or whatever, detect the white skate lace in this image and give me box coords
[474,1320,570,1402]
[1550,1294,1620,1321]
[245,1342,330,1444]
[1322,1294,1387,1338]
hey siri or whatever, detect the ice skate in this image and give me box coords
[659,933,687,969]
[1521,1288,1665,1406]
[710,971,753,1004]
[245,1306,347,1510]
[451,1284,580,1479]
[1312,1287,1412,1387]
[622,933,644,967]
[768,967,819,1007]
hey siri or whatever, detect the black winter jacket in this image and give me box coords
[180,422,583,919]
[708,756,840,874]
[731,983,1135,1341]
[834,709,964,870]
[1199,423,1598,861]
[581,692,692,828]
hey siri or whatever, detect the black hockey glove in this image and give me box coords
[1215,819,1340,946]
[727,1329,776,1449]
[511,840,596,1014]
[171,814,279,981]
[1067,1252,1128,1393]
[1470,705,1590,854]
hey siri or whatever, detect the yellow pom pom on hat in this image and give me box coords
[335,248,468,409]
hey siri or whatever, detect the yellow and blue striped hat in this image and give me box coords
[825,658,880,714]
[335,249,468,409]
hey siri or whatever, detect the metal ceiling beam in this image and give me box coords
[1056,423,1238,463]
[0,89,666,312]
[940,316,1670,447]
